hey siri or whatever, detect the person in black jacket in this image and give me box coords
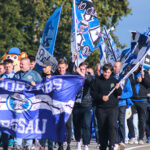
[91,63,122,150]
[55,59,74,150]
[130,66,150,144]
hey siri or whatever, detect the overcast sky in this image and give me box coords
[115,0,150,49]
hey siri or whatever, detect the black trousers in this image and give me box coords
[96,107,118,150]
[146,107,150,138]
[58,114,72,148]
[118,106,126,143]
[73,106,91,145]
[134,101,147,140]
[2,132,9,150]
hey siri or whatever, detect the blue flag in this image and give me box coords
[71,0,102,66]
[41,6,62,55]
[99,27,121,67]
[0,75,84,142]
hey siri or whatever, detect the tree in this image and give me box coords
[0,0,131,68]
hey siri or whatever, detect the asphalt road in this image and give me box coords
[1,139,150,150]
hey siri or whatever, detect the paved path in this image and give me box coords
[1,139,150,150]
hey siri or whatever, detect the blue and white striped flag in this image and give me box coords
[0,75,84,141]
[71,0,102,66]
[121,31,149,73]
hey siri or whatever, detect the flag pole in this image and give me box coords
[73,0,79,66]
[104,27,117,61]
[107,46,150,97]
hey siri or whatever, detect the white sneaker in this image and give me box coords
[138,140,144,145]
[128,138,138,144]
[125,140,128,144]
[114,144,119,150]
[84,145,89,150]
[76,142,81,150]
[96,144,100,149]
[120,142,126,150]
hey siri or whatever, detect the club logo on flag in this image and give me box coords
[7,93,32,113]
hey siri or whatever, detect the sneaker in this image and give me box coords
[66,145,70,150]
[39,147,45,150]
[96,144,100,148]
[58,145,64,150]
[25,146,32,150]
[84,145,89,150]
[138,140,144,145]
[75,142,81,150]
[128,138,138,144]
[31,145,36,150]
[125,140,128,144]
[120,142,126,150]
[113,144,119,150]
[13,145,23,150]
[147,137,150,143]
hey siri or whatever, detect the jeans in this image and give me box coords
[118,106,126,143]
[146,107,150,138]
[39,139,53,148]
[73,106,91,145]
[93,107,99,144]
[134,101,147,140]
[14,138,33,147]
[2,132,9,150]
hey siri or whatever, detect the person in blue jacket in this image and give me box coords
[130,66,150,144]
[113,62,133,148]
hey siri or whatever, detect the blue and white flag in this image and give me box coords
[99,27,121,67]
[99,39,108,67]
[143,50,150,70]
[120,48,131,63]
[121,31,149,73]
[144,27,150,37]
[71,0,102,66]
[41,6,62,55]
[107,33,121,63]
[143,27,150,69]
[0,75,84,142]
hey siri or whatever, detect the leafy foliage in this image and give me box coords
[0,0,131,68]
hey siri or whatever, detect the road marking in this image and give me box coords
[126,144,150,150]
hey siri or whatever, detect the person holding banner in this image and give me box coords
[39,64,53,150]
[55,59,73,150]
[0,59,15,150]
[13,57,42,150]
[130,66,150,144]
[73,62,93,150]
[91,63,122,150]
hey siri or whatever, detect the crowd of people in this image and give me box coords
[0,53,150,150]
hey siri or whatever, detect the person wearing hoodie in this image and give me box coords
[91,63,122,150]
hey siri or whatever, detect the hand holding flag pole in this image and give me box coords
[107,50,149,97]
